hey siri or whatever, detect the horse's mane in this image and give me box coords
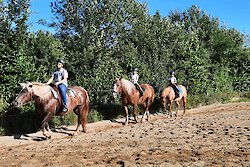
[30,82,53,101]
[31,82,46,86]
[121,78,136,94]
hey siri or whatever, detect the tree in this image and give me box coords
[0,0,35,100]
[48,0,149,103]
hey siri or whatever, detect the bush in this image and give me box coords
[88,110,104,123]
[0,97,8,117]
[243,92,250,99]
[50,112,77,128]
[0,97,9,135]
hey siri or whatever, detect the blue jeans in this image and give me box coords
[58,84,67,107]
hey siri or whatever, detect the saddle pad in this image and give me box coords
[50,88,59,99]
[177,86,183,94]
[170,86,183,95]
[50,87,76,99]
[67,88,76,97]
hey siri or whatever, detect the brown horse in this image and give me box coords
[161,85,187,117]
[112,78,155,125]
[14,82,89,138]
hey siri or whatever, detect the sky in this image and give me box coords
[29,0,250,34]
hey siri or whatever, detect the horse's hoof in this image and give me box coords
[46,135,51,140]
[83,127,87,133]
[43,133,51,140]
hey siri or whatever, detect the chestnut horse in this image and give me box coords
[14,82,89,138]
[113,78,155,125]
[161,85,187,117]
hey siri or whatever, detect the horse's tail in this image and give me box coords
[151,86,155,102]
[83,88,90,109]
[81,87,89,133]
[145,84,155,105]
[76,86,89,112]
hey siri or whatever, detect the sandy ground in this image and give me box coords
[0,102,249,167]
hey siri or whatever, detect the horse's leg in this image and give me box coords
[183,97,187,116]
[73,107,81,136]
[175,100,180,117]
[41,112,54,139]
[146,110,150,121]
[82,103,89,133]
[124,105,129,125]
[133,104,138,123]
[168,100,173,118]
[141,98,151,122]
[141,101,148,123]
[45,122,51,135]
[162,97,168,115]
[146,99,151,121]
[70,101,88,136]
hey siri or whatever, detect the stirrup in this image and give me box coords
[62,106,68,112]
[62,103,68,112]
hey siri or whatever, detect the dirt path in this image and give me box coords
[0,102,249,167]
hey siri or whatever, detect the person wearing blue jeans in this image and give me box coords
[58,83,67,110]
[47,59,69,112]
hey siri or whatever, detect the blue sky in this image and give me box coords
[29,0,250,34]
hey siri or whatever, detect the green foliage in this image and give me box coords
[50,113,77,128]
[243,92,250,99]
[0,97,8,116]
[0,97,9,135]
[186,91,247,109]
[88,110,103,123]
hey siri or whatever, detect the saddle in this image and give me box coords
[49,85,76,101]
[169,84,182,99]
[134,84,145,96]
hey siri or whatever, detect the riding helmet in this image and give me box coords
[133,67,138,72]
[170,70,175,75]
[57,59,65,65]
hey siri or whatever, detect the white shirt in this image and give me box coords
[53,68,68,86]
[168,76,177,84]
[130,72,139,84]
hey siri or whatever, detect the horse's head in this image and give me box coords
[112,78,123,99]
[14,82,34,107]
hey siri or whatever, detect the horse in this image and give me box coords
[14,82,89,139]
[160,85,187,117]
[112,78,155,125]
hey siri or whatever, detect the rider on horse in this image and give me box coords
[168,70,179,98]
[47,59,68,112]
[130,67,144,97]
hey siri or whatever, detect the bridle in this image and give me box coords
[113,80,122,98]
[14,88,33,106]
